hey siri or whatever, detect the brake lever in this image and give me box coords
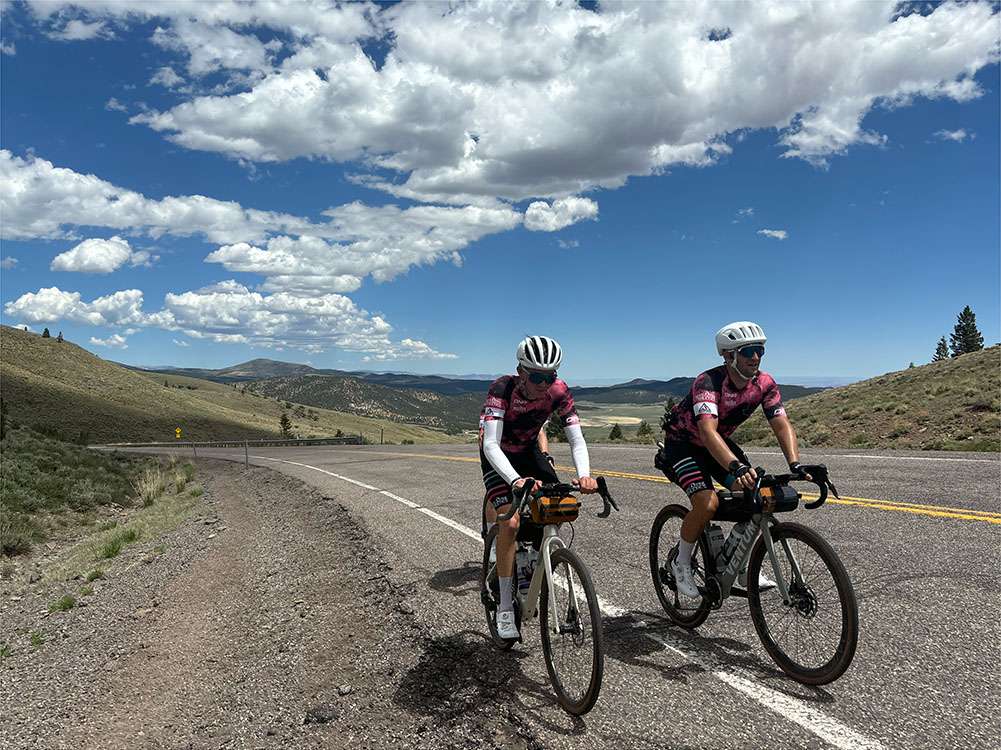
[595,476,618,518]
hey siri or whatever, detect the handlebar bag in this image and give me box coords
[758,485,799,513]
[531,495,581,524]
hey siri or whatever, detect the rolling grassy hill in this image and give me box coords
[732,346,1000,451]
[240,375,482,433]
[0,326,461,445]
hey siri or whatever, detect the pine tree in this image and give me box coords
[608,423,623,440]
[279,412,293,438]
[544,412,566,442]
[42,327,50,338]
[949,306,984,357]
[932,336,949,362]
[659,396,677,430]
[57,331,63,342]
[636,420,653,440]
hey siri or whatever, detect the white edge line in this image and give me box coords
[262,454,886,750]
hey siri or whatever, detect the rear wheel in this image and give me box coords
[540,548,604,715]
[747,522,858,685]
[649,504,711,627]
[481,526,519,650]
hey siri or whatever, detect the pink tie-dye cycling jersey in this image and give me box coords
[481,375,580,453]
[662,365,786,447]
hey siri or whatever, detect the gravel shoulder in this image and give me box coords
[1,459,532,749]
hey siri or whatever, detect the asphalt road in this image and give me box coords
[119,442,1000,750]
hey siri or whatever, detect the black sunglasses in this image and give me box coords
[526,371,557,385]
[735,345,764,358]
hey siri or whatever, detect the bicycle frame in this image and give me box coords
[713,515,800,608]
[516,524,571,629]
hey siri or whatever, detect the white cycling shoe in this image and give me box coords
[670,555,700,598]
[488,539,497,565]
[496,609,520,640]
[738,565,777,590]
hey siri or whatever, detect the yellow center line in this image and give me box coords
[343,449,998,523]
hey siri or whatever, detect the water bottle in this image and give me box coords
[720,521,748,567]
[517,547,537,593]
[707,524,725,568]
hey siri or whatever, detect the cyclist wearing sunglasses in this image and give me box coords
[658,321,809,597]
[480,335,598,639]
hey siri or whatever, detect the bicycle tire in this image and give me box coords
[649,504,711,628]
[539,548,604,715]
[747,522,858,685]
[481,526,519,651]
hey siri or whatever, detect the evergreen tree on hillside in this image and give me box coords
[636,420,653,440]
[949,306,984,357]
[659,396,677,430]
[42,328,50,338]
[932,337,949,362]
[608,423,623,440]
[544,411,566,442]
[279,412,293,438]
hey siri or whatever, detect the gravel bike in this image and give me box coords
[649,448,858,685]
[481,477,618,715]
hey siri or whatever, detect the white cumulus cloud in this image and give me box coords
[50,235,134,274]
[935,128,972,142]
[90,333,129,350]
[54,0,995,200]
[524,197,599,232]
[0,256,18,269]
[758,229,788,240]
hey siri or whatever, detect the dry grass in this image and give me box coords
[733,346,999,451]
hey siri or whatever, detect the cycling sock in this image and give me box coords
[486,522,496,536]
[499,575,514,611]
[678,539,695,566]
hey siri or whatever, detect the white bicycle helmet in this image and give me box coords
[517,335,563,371]
[715,321,767,355]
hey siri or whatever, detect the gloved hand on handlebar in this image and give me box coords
[788,462,813,481]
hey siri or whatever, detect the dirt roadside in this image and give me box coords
[0,459,536,749]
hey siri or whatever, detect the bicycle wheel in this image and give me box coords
[747,522,858,685]
[540,548,604,715]
[481,526,519,650]
[649,504,711,628]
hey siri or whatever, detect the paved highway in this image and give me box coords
[121,442,1000,750]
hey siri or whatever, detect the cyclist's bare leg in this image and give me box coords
[681,488,718,543]
[495,503,520,578]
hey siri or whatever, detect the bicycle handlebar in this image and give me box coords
[495,476,618,521]
[716,464,839,510]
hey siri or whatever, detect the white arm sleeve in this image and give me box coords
[482,419,520,486]
[563,422,591,479]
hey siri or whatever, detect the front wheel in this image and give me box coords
[747,522,858,685]
[540,548,604,715]
[649,504,711,628]
[481,526,519,650]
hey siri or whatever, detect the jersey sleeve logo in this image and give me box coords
[695,402,718,418]
[483,406,505,419]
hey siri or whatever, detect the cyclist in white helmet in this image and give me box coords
[658,322,810,597]
[480,335,598,640]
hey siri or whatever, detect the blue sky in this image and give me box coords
[1,0,998,387]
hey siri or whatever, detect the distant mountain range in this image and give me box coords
[119,358,827,432]
[131,358,826,401]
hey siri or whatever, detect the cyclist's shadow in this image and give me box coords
[602,610,836,703]
[392,629,591,736]
[427,560,480,597]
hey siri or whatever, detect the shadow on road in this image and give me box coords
[428,561,481,598]
[393,630,591,737]
[602,610,835,703]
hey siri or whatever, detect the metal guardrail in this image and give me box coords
[107,436,365,468]
[109,436,364,449]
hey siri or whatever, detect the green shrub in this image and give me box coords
[96,527,141,560]
[86,568,105,582]
[49,594,76,612]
